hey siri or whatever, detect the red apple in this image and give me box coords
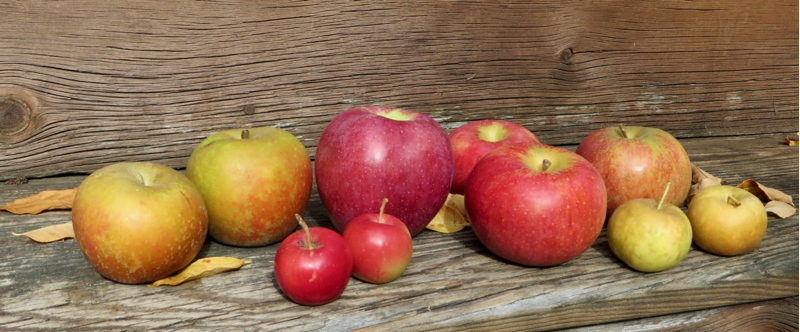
[343,198,413,284]
[72,162,208,284]
[465,143,607,266]
[448,120,540,195]
[576,125,692,214]
[274,215,353,306]
[315,106,454,236]
[186,127,312,247]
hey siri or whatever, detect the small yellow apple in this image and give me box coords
[688,185,767,256]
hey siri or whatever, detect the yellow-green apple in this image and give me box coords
[315,106,454,236]
[72,162,208,284]
[607,182,692,272]
[465,143,607,266]
[343,198,413,284]
[448,120,539,195]
[274,215,353,306]
[186,127,312,247]
[576,125,692,215]
[688,185,767,256]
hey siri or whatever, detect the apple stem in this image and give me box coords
[727,196,742,207]
[241,129,250,139]
[618,124,628,138]
[378,198,389,224]
[541,159,552,172]
[657,181,672,210]
[295,214,316,250]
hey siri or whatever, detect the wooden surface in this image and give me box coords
[0,1,797,331]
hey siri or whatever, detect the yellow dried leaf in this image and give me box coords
[737,179,795,207]
[446,193,469,222]
[765,201,797,219]
[786,133,798,146]
[0,188,78,214]
[427,204,470,233]
[150,257,252,287]
[12,222,75,243]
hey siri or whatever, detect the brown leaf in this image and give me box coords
[150,257,252,287]
[785,133,798,146]
[426,194,470,233]
[12,222,75,243]
[765,201,797,218]
[688,164,725,201]
[737,179,795,207]
[0,188,78,214]
[4,178,28,185]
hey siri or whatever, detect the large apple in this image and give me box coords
[607,182,693,272]
[186,126,312,247]
[315,105,454,236]
[448,119,539,195]
[576,125,692,214]
[72,162,208,284]
[688,185,767,256]
[274,215,353,306]
[465,143,607,266]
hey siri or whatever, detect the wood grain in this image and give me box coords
[0,134,796,331]
[0,0,797,179]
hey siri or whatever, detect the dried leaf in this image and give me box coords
[150,257,252,287]
[446,193,469,223]
[426,194,470,233]
[737,179,795,207]
[765,201,797,218]
[785,133,798,146]
[4,178,28,185]
[688,164,725,201]
[0,188,78,214]
[12,222,75,243]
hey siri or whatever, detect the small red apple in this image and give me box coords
[343,198,413,284]
[448,120,539,195]
[465,143,607,267]
[274,215,353,306]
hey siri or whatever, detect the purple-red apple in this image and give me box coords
[688,185,768,256]
[274,215,353,306]
[448,119,540,195]
[343,198,413,284]
[72,162,208,284]
[186,127,312,247]
[576,125,692,214]
[465,143,607,266]
[315,106,454,236]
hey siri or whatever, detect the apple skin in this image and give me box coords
[575,126,692,215]
[607,198,693,273]
[274,222,353,306]
[72,162,208,284]
[186,126,312,247]
[465,143,607,267]
[448,120,540,195]
[342,202,413,284]
[315,106,454,236]
[688,185,767,256]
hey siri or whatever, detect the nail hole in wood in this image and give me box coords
[243,104,255,115]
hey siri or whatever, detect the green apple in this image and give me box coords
[607,182,692,272]
[186,126,312,247]
[688,185,767,256]
[72,162,208,284]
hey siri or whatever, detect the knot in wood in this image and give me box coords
[560,47,574,62]
[0,96,32,136]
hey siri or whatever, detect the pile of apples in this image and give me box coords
[70,105,769,306]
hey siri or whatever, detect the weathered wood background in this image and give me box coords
[0,0,797,331]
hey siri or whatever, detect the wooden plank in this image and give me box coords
[0,134,796,331]
[0,0,797,179]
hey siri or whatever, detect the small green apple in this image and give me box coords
[688,185,767,256]
[186,126,312,247]
[607,182,692,272]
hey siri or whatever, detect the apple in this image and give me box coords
[274,215,353,306]
[607,182,693,272]
[448,119,540,195]
[72,162,208,284]
[186,126,312,247]
[465,143,607,267]
[343,198,413,284]
[687,185,768,256]
[575,125,692,214]
[315,105,454,236]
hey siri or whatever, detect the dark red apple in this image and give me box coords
[343,198,413,284]
[274,215,353,306]
[315,105,454,236]
[448,119,540,195]
[465,143,607,267]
